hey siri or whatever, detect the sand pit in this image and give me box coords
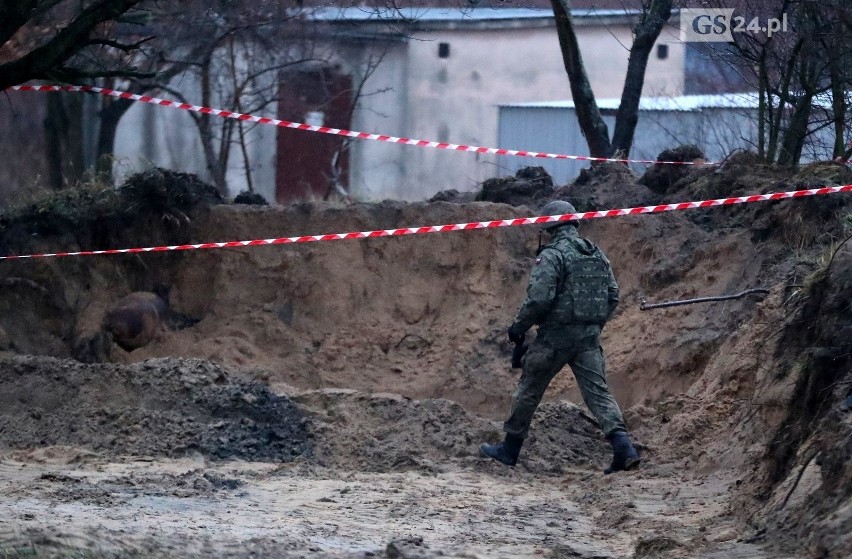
[0,166,850,557]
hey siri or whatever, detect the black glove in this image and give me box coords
[511,341,528,369]
[507,324,525,344]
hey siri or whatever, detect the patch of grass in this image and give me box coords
[841,211,852,234]
[120,168,222,215]
[793,161,852,185]
[793,231,852,302]
[0,180,118,237]
[0,546,39,558]
[0,168,222,240]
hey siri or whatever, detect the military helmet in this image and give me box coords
[539,200,578,230]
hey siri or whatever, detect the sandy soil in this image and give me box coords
[0,449,788,559]
[0,162,850,558]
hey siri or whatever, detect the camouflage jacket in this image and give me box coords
[512,225,619,348]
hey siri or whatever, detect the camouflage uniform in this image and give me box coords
[506,225,627,438]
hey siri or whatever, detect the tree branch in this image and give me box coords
[86,36,154,53]
[0,0,144,90]
[0,0,62,50]
[43,67,155,82]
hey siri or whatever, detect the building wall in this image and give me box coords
[110,16,687,203]
[498,105,756,182]
[645,21,687,98]
[113,71,279,203]
[498,103,835,184]
[114,100,204,183]
[346,22,685,201]
[345,42,411,202]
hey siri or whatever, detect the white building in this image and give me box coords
[113,5,687,203]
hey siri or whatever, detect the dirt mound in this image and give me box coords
[428,188,476,204]
[638,145,707,194]
[554,162,647,212]
[660,158,851,245]
[474,166,555,207]
[295,389,610,474]
[233,190,270,205]
[0,356,310,462]
[0,168,222,250]
[119,168,224,214]
[0,199,537,418]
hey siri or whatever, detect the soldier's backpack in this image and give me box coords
[561,238,613,324]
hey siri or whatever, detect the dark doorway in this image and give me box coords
[276,67,353,204]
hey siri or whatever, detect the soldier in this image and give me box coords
[480,200,640,474]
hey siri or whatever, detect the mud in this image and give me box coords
[0,165,850,557]
[0,357,310,462]
[0,442,791,559]
[295,390,610,474]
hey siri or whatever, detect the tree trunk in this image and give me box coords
[197,57,229,195]
[549,0,611,158]
[767,39,803,163]
[777,95,813,166]
[610,0,673,155]
[779,38,821,167]
[44,92,85,189]
[828,47,847,159]
[757,54,767,159]
[96,96,134,185]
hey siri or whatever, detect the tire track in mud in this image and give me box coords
[0,449,794,559]
[0,455,607,558]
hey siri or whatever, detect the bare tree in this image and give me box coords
[74,1,392,199]
[133,1,347,195]
[549,0,673,159]
[2,0,396,198]
[708,0,852,165]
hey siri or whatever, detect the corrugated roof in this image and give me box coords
[501,93,765,111]
[502,91,846,111]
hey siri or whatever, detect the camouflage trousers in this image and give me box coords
[503,340,627,438]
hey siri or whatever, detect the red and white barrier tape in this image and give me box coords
[11,83,706,166]
[2,184,849,260]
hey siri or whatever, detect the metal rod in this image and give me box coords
[639,288,770,310]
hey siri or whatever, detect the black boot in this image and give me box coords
[604,431,640,475]
[479,434,524,466]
